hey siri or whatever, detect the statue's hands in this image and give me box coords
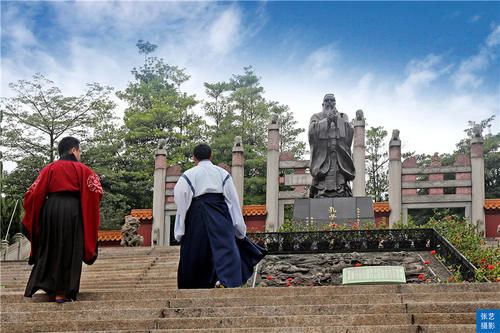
[327,111,337,124]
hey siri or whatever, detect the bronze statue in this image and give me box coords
[309,93,355,198]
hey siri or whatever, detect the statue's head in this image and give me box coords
[322,93,336,112]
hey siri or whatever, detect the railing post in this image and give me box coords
[352,110,366,197]
[14,233,23,260]
[388,130,402,226]
[266,115,280,232]
[231,136,244,208]
[152,142,167,247]
[429,153,444,195]
[471,131,485,236]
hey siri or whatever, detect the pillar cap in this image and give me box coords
[155,148,167,156]
[232,136,244,153]
[389,129,401,147]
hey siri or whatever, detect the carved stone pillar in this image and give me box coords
[266,116,280,232]
[231,136,244,208]
[471,131,485,235]
[352,110,366,197]
[152,141,167,247]
[388,130,402,226]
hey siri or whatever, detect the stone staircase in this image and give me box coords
[1,246,499,332]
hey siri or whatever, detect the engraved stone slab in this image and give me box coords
[342,266,406,285]
[293,197,375,226]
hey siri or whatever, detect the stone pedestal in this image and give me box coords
[293,197,375,227]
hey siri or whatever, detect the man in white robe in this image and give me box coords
[174,144,265,289]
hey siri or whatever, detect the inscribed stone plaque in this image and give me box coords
[356,197,375,220]
[293,197,375,226]
[309,198,332,222]
[342,266,406,285]
[293,199,310,220]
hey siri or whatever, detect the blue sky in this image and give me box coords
[2,1,499,164]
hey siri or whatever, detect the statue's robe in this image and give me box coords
[22,154,103,300]
[309,111,355,197]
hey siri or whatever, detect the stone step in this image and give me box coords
[168,292,499,308]
[3,288,497,309]
[1,313,477,332]
[8,300,493,323]
[151,325,478,333]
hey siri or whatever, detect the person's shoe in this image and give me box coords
[214,281,225,288]
[55,295,73,303]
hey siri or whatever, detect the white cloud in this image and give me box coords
[302,44,340,81]
[469,15,481,23]
[207,8,242,56]
[396,54,451,100]
[486,25,500,47]
[453,24,500,89]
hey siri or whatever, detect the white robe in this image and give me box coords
[173,159,246,242]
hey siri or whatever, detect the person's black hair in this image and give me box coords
[193,144,212,161]
[58,137,80,156]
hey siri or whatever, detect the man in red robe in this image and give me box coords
[22,137,103,302]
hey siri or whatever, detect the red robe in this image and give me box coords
[22,158,103,263]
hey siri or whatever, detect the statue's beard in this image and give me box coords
[324,104,336,113]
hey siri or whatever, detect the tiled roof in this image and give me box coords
[131,209,153,220]
[484,199,500,210]
[98,230,122,242]
[373,202,391,213]
[242,205,267,217]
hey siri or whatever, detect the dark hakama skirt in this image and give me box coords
[177,193,265,289]
[24,192,84,300]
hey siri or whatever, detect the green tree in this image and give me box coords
[454,115,499,198]
[136,39,158,60]
[117,42,204,208]
[365,126,388,202]
[1,74,115,235]
[203,82,236,164]
[1,73,115,164]
[203,66,307,204]
[269,102,306,158]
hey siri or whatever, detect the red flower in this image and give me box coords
[297,281,301,284]
[418,274,424,279]
[309,284,314,287]
[355,263,361,267]
[287,278,293,282]
[267,276,273,280]
[286,283,291,287]
[496,278,500,282]
[448,216,451,219]
[488,265,495,270]
[448,277,453,281]
[424,261,430,265]
[430,251,436,255]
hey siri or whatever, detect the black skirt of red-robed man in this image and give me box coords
[24,192,84,300]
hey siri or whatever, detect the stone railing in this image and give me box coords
[247,228,483,281]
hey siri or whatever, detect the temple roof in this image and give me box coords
[484,199,500,210]
[373,202,391,213]
[130,209,153,220]
[242,205,267,216]
[98,230,122,242]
